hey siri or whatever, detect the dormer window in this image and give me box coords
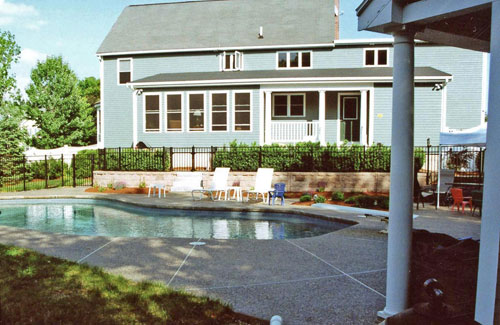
[117,58,132,84]
[221,51,243,71]
[364,48,388,66]
[277,51,312,69]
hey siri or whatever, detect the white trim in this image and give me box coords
[117,58,133,85]
[276,51,313,69]
[363,48,389,67]
[232,90,253,132]
[97,43,335,57]
[480,52,488,125]
[143,92,162,133]
[368,86,375,145]
[221,51,243,71]
[265,91,272,144]
[99,57,104,148]
[318,90,326,146]
[360,90,368,145]
[334,38,427,46]
[271,93,306,118]
[259,89,265,145]
[130,75,451,88]
[187,91,206,132]
[132,90,138,145]
[440,84,448,132]
[209,91,230,132]
[165,92,184,133]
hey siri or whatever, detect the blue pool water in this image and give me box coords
[0,199,350,240]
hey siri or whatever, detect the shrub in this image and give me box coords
[374,196,390,209]
[299,194,312,202]
[114,182,126,190]
[331,191,344,201]
[344,196,360,205]
[356,195,375,208]
[28,158,68,180]
[314,195,326,204]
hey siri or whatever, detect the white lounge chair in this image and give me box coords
[245,168,274,203]
[170,172,203,192]
[192,168,230,200]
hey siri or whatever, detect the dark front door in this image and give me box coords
[340,95,361,143]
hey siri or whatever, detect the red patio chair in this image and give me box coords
[450,188,472,213]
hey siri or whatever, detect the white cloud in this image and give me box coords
[0,16,14,26]
[0,0,37,16]
[25,20,47,31]
[20,48,47,65]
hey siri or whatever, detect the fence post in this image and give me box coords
[162,146,166,171]
[91,154,95,187]
[103,148,107,171]
[72,154,76,187]
[210,146,215,171]
[45,155,48,189]
[23,156,26,191]
[191,146,195,172]
[118,147,122,170]
[61,154,64,187]
[426,138,431,185]
[169,147,174,171]
[310,146,315,171]
[259,146,263,168]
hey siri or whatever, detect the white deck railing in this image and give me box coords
[270,121,320,143]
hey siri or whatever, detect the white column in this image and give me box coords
[132,90,138,147]
[265,91,272,144]
[475,2,500,324]
[360,90,368,145]
[378,31,415,319]
[259,90,265,145]
[319,90,326,146]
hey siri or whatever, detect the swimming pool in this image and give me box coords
[0,199,350,239]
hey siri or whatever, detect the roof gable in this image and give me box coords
[97,0,336,55]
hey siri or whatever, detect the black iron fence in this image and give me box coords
[0,144,485,192]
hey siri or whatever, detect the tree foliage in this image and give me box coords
[0,29,21,103]
[25,56,96,149]
[78,76,100,107]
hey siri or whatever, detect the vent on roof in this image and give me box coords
[258,26,263,39]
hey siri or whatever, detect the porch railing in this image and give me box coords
[270,121,320,143]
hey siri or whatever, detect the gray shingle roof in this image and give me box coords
[97,0,336,55]
[131,67,451,85]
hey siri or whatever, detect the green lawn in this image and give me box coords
[0,244,265,324]
[0,176,91,192]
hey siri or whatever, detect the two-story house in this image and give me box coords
[96,0,487,148]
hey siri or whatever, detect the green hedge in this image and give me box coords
[213,141,425,172]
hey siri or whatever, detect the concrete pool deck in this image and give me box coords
[0,188,481,324]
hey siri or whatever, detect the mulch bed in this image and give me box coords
[85,187,151,195]
[409,229,479,322]
[290,192,389,211]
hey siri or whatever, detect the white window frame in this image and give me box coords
[271,93,306,117]
[220,51,243,71]
[164,92,184,133]
[187,91,206,132]
[342,96,359,120]
[232,91,253,132]
[143,92,162,133]
[209,91,229,132]
[117,58,133,85]
[275,51,313,69]
[363,48,389,67]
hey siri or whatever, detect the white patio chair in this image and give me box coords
[245,168,274,203]
[192,168,230,200]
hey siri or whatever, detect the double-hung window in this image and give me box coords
[210,92,228,131]
[277,51,312,69]
[233,92,251,131]
[221,51,243,71]
[188,93,205,132]
[364,48,388,66]
[272,94,305,117]
[165,93,183,132]
[117,58,132,84]
[144,94,160,132]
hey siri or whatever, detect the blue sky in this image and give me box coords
[3,0,384,92]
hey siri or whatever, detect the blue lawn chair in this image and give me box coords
[269,183,286,206]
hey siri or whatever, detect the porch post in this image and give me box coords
[360,90,368,145]
[475,2,500,323]
[265,91,272,144]
[378,30,415,319]
[132,90,138,147]
[319,90,326,146]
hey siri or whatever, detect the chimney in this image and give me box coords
[334,0,340,40]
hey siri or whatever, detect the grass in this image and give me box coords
[0,244,265,324]
[0,176,91,192]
